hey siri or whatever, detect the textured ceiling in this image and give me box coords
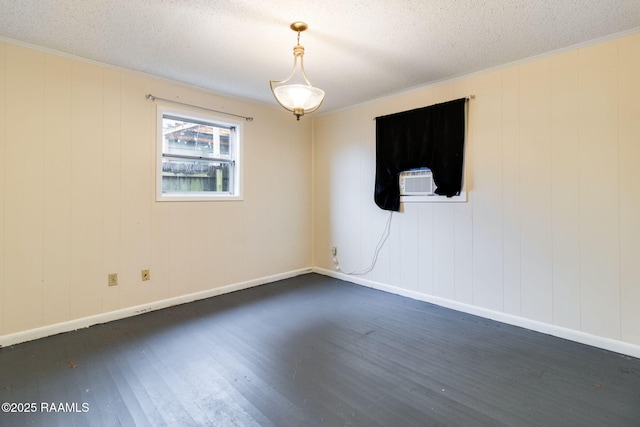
[1,1,639,113]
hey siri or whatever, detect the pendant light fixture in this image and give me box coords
[270,22,325,120]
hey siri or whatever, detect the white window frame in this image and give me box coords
[156,104,243,202]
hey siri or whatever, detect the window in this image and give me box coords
[375,98,467,210]
[156,105,242,201]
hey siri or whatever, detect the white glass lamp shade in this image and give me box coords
[273,84,325,118]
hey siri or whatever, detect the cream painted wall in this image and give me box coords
[313,32,640,349]
[0,42,312,336]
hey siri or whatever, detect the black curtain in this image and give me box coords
[374,98,466,211]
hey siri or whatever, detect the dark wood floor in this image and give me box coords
[1,273,639,426]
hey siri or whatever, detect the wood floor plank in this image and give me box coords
[1,273,639,426]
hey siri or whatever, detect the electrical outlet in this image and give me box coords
[141,269,150,281]
[108,273,118,286]
[331,246,337,256]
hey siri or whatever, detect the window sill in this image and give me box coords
[400,191,467,203]
[156,193,243,202]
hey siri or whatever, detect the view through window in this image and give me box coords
[157,106,241,201]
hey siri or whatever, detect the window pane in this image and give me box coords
[161,157,231,193]
[163,118,231,160]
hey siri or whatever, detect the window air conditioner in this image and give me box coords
[399,169,434,196]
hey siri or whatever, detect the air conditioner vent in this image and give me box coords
[399,169,434,196]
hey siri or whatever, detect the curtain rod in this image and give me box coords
[373,95,474,120]
[146,94,254,122]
